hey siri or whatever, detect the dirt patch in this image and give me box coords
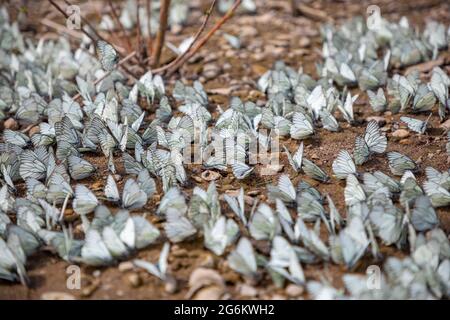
[1,0,449,300]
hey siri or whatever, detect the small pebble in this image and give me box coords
[164,277,178,294]
[203,64,221,80]
[28,125,40,137]
[392,129,409,139]
[118,261,134,273]
[238,284,258,298]
[4,118,18,130]
[198,254,215,268]
[126,273,142,288]
[201,170,221,181]
[192,285,224,300]
[172,247,188,258]
[298,36,311,48]
[285,284,304,297]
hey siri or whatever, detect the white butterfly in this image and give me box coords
[423,181,450,208]
[290,112,314,140]
[232,162,254,180]
[332,150,357,179]
[367,88,387,112]
[67,155,96,180]
[337,92,358,124]
[302,158,330,182]
[80,229,114,266]
[223,188,247,225]
[248,203,281,241]
[96,40,119,71]
[134,242,170,281]
[387,151,417,176]
[330,216,369,268]
[284,142,303,172]
[268,236,305,285]
[353,120,387,165]
[19,149,47,181]
[164,208,197,243]
[344,174,366,206]
[204,216,239,256]
[0,236,29,286]
[267,174,297,204]
[122,178,148,210]
[400,114,431,134]
[73,184,99,215]
[410,196,439,232]
[227,237,258,278]
[4,129,30,147]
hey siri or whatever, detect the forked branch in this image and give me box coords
[155,0,242,76]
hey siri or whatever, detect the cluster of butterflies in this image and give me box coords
[1,5,450,299]
[319,16,449,87]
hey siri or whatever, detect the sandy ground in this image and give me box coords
[0,0,449,299]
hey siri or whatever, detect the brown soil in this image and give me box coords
[1,0,449,300]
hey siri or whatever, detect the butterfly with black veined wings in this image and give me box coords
[332,150,357,180]
[353,120,387,165]
[96,40,119,71]
[387,151,418,176]
[400,114,431,134]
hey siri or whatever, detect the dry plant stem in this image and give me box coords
[297,4,331,22]
[152,0,171,67]
[48,0,97,44]
[290,0,298,16]
[146,0,153,55]
[72,51,137,101]
[41,18,83,39]
[136,1,143,63]
[154,0,217,73]
[108,0,133,53]
[63,0,105,42]
[158,0,241,76]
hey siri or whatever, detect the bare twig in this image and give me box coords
[108,0,133,53]
[145,0,153,56]
[63,0,105,42]
[297,4,332,22]
[154,0,217,73]
[72,51,137,101]
[155,0,241,75]
[289,0,298,16]
[41,18,84,39]
[151,0,171,67]
[136,0,144,63]
[405,57,444,75]
[48,0,97,43]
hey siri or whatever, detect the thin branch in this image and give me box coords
[145,0,153,56]
[289,0,298,16]
[72,51,137,101]
[63,0,105,42]
[41,18,84,39]
[136,0,143,63]
[151,0,171,67]
[108,0,133,53]
[297,4,332,22]
[48,0,97,43]
[155,0,241,75]
[154,0,217,73]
